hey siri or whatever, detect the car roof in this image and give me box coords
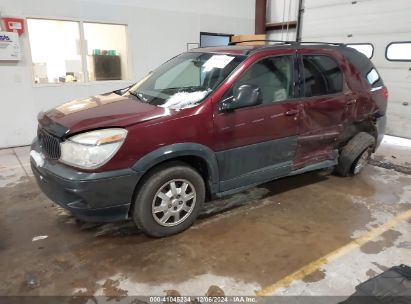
[190,42,353,57]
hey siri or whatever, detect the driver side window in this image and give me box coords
[222,55,293,105]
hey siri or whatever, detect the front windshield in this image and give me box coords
[125,52,245,110]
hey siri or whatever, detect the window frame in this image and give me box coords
[299,53,345,99]
[219,54,299,112]
[26,17,131,87]
[346,43,374,59]
[385,41,411,62]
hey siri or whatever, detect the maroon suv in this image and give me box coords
[31,42,388,237]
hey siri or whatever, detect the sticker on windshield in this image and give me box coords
[160,90,210,110]
[203,55,235,71]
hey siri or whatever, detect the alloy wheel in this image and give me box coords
[151,179,197,227]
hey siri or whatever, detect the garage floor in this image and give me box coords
[1,136,410,299]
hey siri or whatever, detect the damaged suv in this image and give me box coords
[31,41,387,237]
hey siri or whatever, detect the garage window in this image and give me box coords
[27,18,128,84]
[386,42,411,61]
[346,43,374,59]
[302,55,343,97]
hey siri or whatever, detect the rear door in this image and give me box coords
[300,0,411,138]
[295,51,350,169]
[213,52,300,193]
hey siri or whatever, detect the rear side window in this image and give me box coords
[302,55,343,97]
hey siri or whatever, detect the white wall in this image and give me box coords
[0,0,255,148]
[267,0,298,41]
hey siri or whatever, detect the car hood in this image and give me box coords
[39,92,173,137]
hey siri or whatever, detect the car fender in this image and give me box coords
[131,143,220,194]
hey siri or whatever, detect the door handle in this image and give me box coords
[347,99,357,105]
[284,109,299,116]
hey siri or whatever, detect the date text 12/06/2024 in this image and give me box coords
[149,296,257,303]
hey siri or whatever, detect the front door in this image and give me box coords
[213,54,300,193]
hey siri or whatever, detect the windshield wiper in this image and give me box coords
[165,86,202,91]
[127,91,145,102]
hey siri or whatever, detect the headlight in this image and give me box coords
[60,128,127,169]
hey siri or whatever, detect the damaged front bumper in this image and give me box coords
[30,139,142,222]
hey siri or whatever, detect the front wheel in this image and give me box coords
[132,163,205,237]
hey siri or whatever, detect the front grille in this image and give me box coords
[38,127,61,160]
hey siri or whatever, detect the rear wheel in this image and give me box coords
[132,163,205,237]
[335,132,375,177]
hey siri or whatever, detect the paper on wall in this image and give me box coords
[203,55,235,71]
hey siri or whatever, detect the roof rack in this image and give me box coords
[229,39,346,46]
[298,41,346,46]
[228,39,295,46]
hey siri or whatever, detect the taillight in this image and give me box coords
[381,86,388,100]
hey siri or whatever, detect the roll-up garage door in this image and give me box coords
[300,0,411,138]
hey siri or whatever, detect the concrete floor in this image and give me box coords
[0,136,410,301]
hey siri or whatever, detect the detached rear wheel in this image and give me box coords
[335,132,375,177]
[133,163,205,237]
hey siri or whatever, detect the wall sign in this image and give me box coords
[0,31,21,60]
[2,18,25,35]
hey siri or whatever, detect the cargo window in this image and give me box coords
[302,55,343,97]
[366,68,380,86]
[346,43,374,59]
[386,42,411,61]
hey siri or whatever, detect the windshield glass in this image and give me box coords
[125,52,245,110]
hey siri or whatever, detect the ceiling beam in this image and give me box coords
[255,0,267,34]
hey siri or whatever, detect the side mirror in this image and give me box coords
[220,84,262,111]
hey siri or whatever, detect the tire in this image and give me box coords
[335,132,375,177]
[132,162,205,237]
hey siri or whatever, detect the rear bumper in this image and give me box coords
[31,139,143,222]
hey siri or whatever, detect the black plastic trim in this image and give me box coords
[30,139,141,221]
[219,161,292,194]
[31,162,138,222]
[132,143,220,195]
[216,136,297,182]
[37,112,69,138]
[289,159,337,176]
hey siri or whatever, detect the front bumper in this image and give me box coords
[31,139,143,222]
